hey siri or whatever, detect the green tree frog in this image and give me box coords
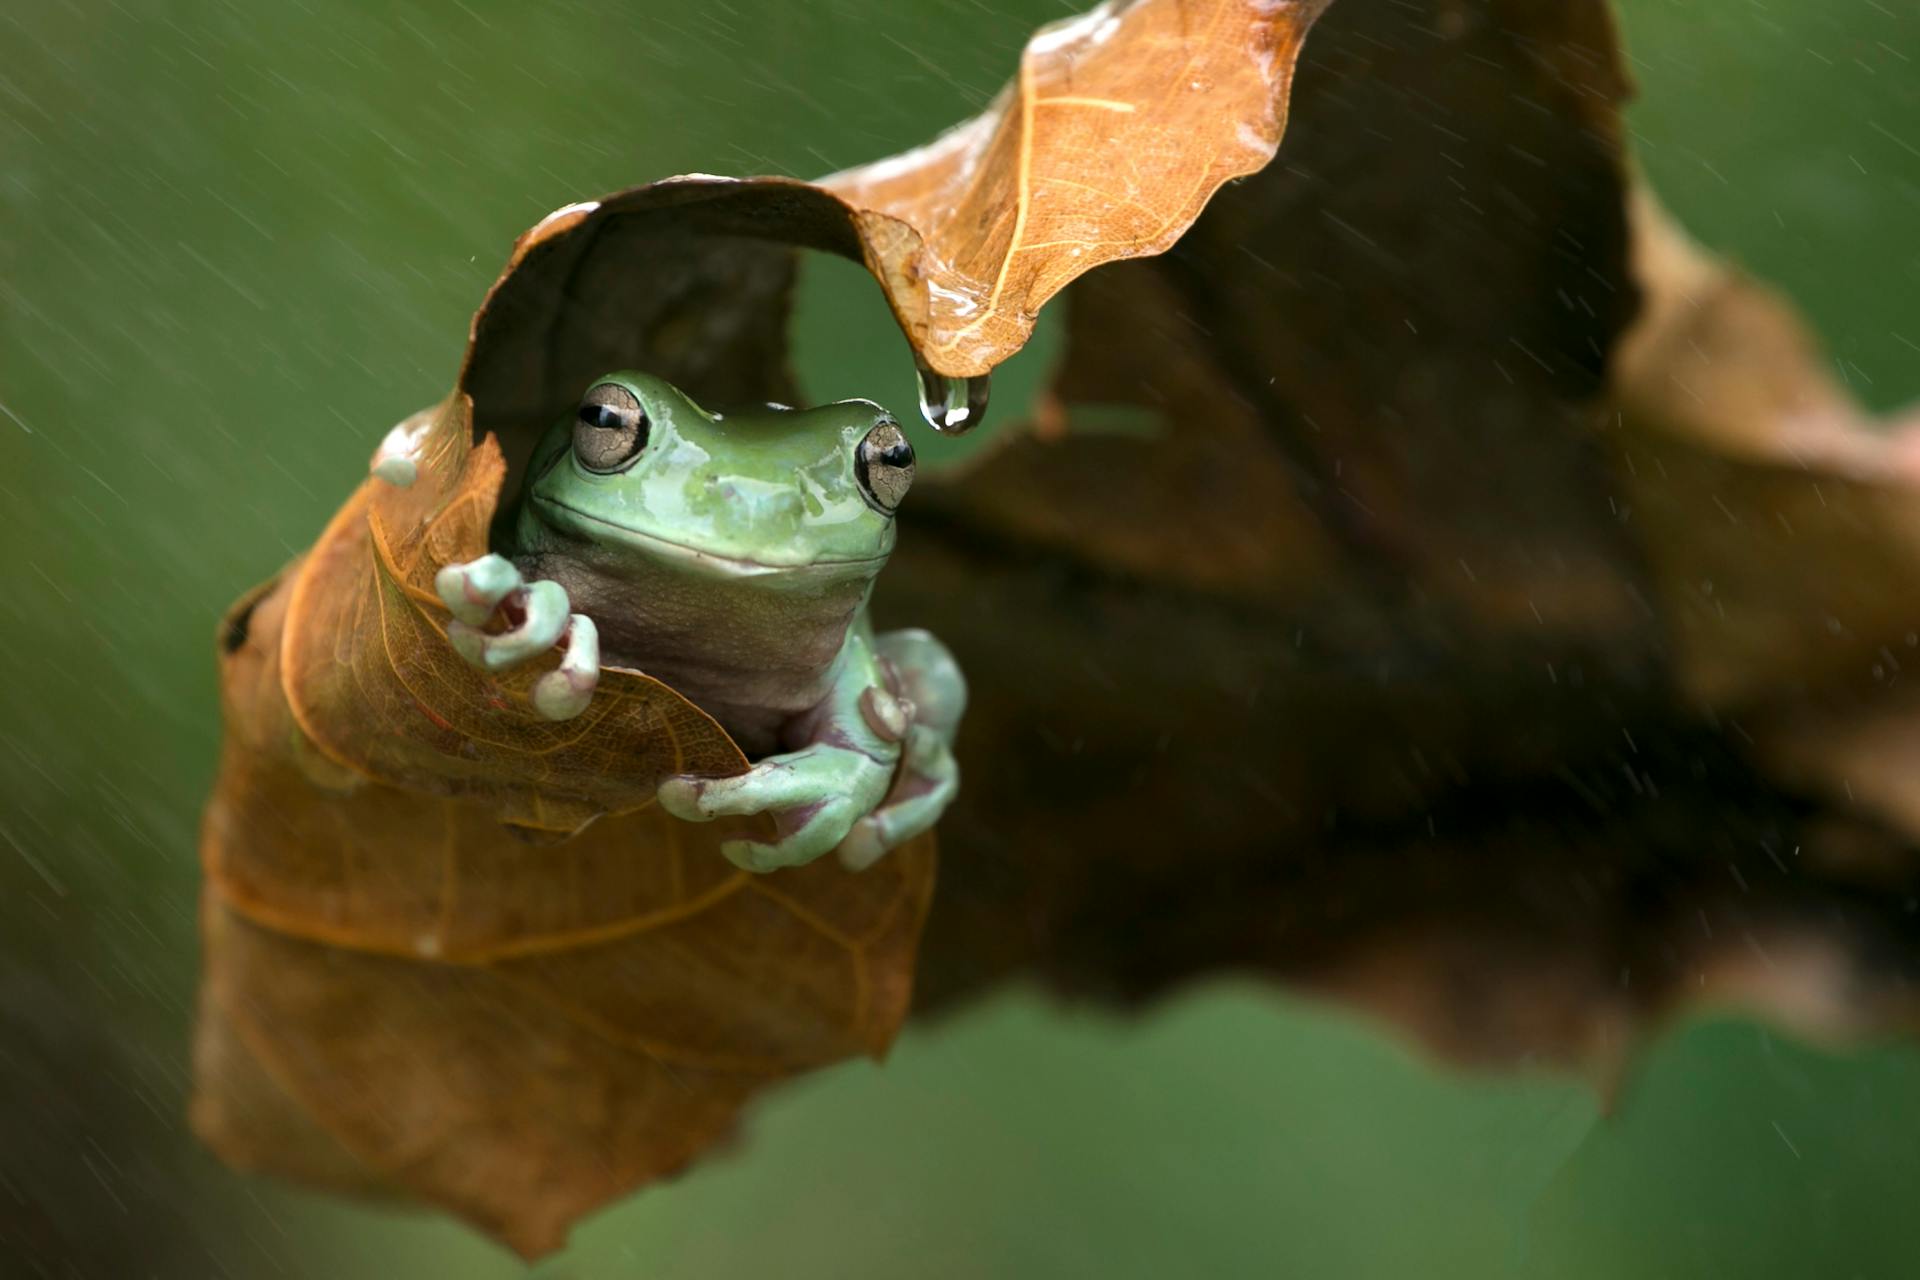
[430,372,965,874]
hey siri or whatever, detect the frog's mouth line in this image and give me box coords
[530,495,890,576]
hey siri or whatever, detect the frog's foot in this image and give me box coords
[657,745,893,874]
[835,723,959,871]
[433,554,599,720]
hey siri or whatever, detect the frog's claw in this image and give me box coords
[434,554,599,720]
[835,724,959,871]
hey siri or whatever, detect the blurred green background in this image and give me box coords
[2,1,1917,1276]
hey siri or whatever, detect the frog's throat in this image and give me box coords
[526,494,890,576]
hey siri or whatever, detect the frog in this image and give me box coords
[428,372,965,874]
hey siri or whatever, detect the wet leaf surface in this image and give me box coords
[822,0,1330,378]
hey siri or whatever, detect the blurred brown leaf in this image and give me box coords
[1611,189,1920,874]
[1613,188,1920,711]
[881,0,1920,1080]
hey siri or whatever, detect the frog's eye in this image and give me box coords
[855,419,915,515]
[572,383,649,473]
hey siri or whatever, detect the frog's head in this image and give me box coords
[521,371,914,580]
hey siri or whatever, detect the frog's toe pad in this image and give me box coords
[530,614,599,720]
[434,554,523,625]
[835,820,889,873]
[656,776,708,822]
[718,839,785,874]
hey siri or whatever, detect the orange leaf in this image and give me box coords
[824,0,1329,376]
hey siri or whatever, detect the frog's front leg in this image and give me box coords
[657,620,960,874]
[433,554,600,721]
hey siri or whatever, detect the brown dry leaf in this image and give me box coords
[823,0,1330,376]
[196,488,934,1254]
[194,190,947,1264]
[1611,188,1920,710]
[193,0,1338,1250]
[190,0,1334,1246]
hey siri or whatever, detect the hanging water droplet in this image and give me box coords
[914,359,991,435]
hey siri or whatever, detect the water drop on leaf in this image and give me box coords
[914,358,991,435]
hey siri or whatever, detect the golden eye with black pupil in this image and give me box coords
[572,383,649,473]
[855,419,915,514]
